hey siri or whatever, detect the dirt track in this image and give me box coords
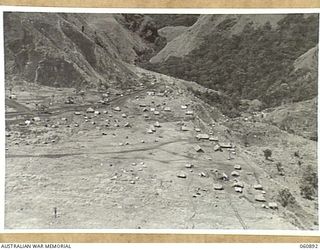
[5,70,317,230]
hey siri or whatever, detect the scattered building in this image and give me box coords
[234,165,241,170]
[32,117,41,122]
[196,134,210,140]
[181,126,189,131]
[253,184,263,190]
[220,143,233,148]
[194,145,204,152]
[86,107,95,113]
[209,137,219,141]
[214,144,221,151]
[177,173,187,178]
[268,202,278,209]
[254,194,266,202]
[154,121,161,127]
[214,184,224,190]
[185,163,193,168]
[231,171,240,177]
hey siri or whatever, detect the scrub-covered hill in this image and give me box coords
[145,14,318,112]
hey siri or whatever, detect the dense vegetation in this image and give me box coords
[300,165,318,200]
[142,14,318,114]
[278,188,297,208]
[189,88,241,118]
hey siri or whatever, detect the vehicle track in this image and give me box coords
[5,87,149,119]
[6,98,32,114]
[225,192,248,229]
[6,138,189,158]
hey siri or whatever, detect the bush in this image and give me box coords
[278,188,297,207]
[300,165,318,200]
[263,149,272,160]
[276,162,284,176]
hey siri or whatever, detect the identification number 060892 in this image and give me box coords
[300,244,319,248]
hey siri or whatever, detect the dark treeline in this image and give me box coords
[141,14,318,116]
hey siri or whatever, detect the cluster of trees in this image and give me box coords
[300,165,318,200]
[278,188,297,208]
[189,88,241,118]
[143,14,318,115]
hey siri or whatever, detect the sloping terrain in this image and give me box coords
[150,14,286,64]
[4,12,139,89]
[73,14,150,64]
[262,98,317,140]
[294,45,318,72]
[158,26,188,42]
[146,14,318,114]
[4,13,318,230]
[5,67,317,229]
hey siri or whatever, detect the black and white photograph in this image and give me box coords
[3,11,319,230]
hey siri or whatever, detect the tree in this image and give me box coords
[276,162,284,176]
[263,149,272,160]
[300,165,318,200]
[278,188,296,207]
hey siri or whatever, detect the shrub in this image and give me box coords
[278,188,297,207]
[276,162,284,176]
[300,165,318,200]
[263,149,272,160]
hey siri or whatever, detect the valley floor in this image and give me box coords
[5,68,318,230]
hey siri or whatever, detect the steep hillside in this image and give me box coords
[150,14,286,64]
[263,98,318,141]
[145,14,318,111]
[81,14,150,63]
[263,44,318,107]
[158,26,188,42]
[294,45,318,72]
[4,12,139,89]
